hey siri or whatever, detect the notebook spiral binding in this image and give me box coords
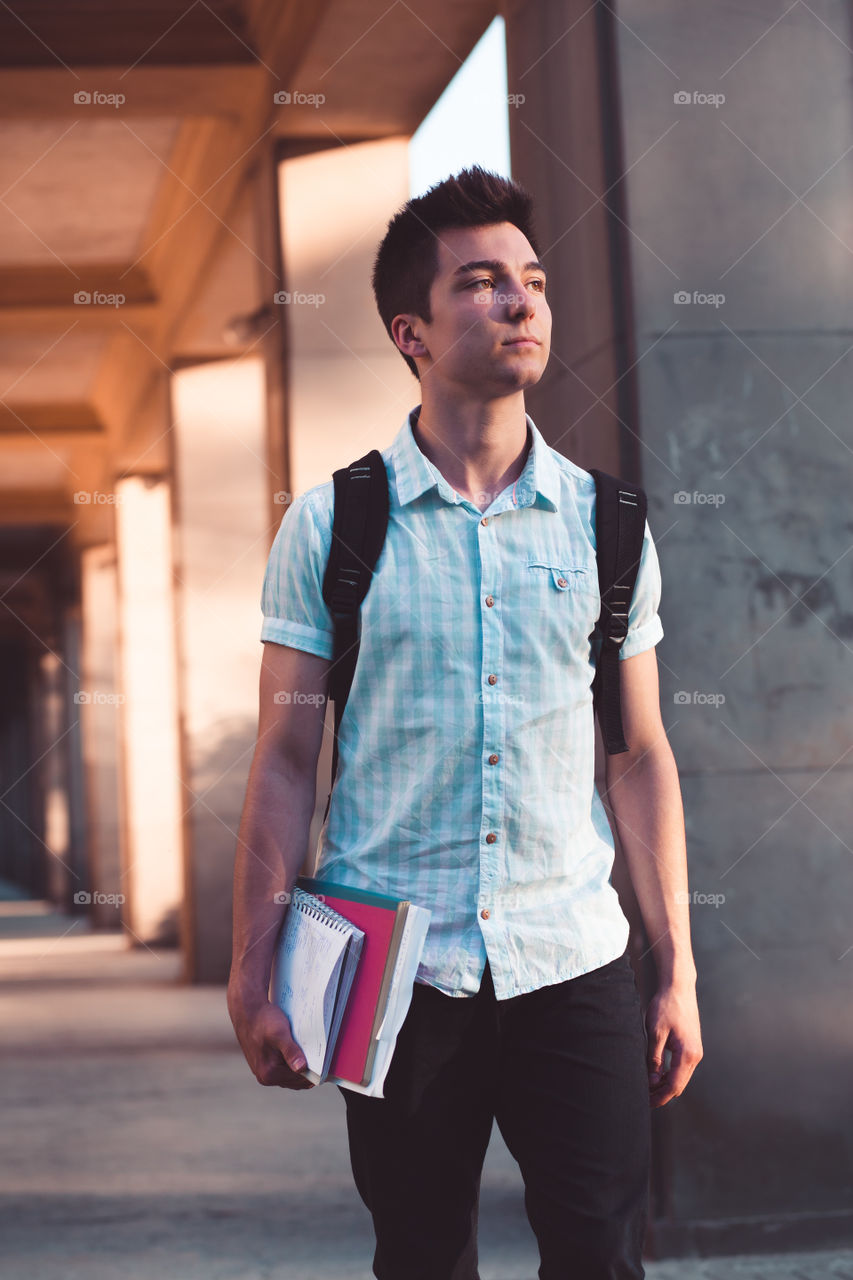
[292,887,355,934]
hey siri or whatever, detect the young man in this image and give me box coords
[227,166,702,1280]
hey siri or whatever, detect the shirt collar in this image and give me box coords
[389,405,561,513]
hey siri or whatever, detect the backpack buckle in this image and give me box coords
[603,582,631,646]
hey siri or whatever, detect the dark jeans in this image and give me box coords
[339,950,651,1280]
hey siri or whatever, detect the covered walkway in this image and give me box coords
[2,901,853,1279]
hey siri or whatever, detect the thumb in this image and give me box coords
[270,1008,308,1072]
[279,1028,308,1073]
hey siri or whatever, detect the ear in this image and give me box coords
[391,314,429,364]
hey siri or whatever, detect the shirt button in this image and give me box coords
[487,674,497,685]
[488,753,499,765]
[480,908,490,920]
[556,577,568,587]
[485,595,494,607]
[485,832,497,844]
[481,517,489,526]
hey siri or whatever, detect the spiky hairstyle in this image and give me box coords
[372,165,542,379]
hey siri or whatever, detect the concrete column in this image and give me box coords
[38,651,72,907]
[278,136,414,494]
[167,137,412,982]
[62,604,89,914]
[500,0,635,478]
[278,137,413,860]
[167,136,294,985]
[612,0,853,1256]
[114,475,184,948]
[499,0,652,1105]
[170,356,270,984]
[77,544,125,929]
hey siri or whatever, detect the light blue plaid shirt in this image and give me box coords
[260,408,664,999]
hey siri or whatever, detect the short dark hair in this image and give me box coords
[372,165,542,380]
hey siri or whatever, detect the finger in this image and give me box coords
[650,1067,685,1107]
[257,1061,314,1089]
[274,1035,308,1076]
[648,1053,692,1108]
[273,1046,315,1088]
[660,1045,695,1099]
[650,1087,676,1110]
[282,1076,316,1090]
[646,1023,669,1087]
[284,1049,308,1074]
[257,1044,309,1086]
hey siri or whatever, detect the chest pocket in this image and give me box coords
[523,559,602,668]
[526,560,596,593]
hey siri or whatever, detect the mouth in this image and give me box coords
[503,337,540,347]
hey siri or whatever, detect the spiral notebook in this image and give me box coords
[295,876,431,1096]
[268,887,365,1082]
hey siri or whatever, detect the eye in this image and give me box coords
[529,277,546,291]
[468,278,494,290]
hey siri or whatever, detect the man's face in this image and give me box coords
[405,221,552,396]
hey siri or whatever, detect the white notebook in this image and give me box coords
[268,888,365,1080]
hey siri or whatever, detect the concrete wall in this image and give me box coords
[500,0,652,1130]
[501,0,634,478]
[502,0,853,1253]
[613,1,853,1254]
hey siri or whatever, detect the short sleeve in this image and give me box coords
[619,517,664,660]
[260,489,335,659]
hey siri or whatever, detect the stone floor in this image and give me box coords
[2,900,852,1280]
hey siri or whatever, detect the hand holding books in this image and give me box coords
[268,888,365,1080]
[268,877,431,1097]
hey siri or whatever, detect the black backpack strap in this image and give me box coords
[320,449,389,820]
[589,468,648,755]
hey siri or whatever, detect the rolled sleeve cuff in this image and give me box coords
[260,616,335,659]
[619,614,664,660]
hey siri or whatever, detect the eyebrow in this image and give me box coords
[451,258,547,279]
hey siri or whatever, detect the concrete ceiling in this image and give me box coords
[0,0,496,545]
[0,119,182,265]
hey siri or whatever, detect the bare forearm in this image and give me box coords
[228,751,317,1007]
[603,742,696,988]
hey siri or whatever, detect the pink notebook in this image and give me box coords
[295,875,411,1085]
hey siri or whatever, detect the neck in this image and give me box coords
[411,388,531,512]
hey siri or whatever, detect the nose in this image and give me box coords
[505,277,536,319]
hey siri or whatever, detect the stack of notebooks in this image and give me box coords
[268,875,431,1097]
